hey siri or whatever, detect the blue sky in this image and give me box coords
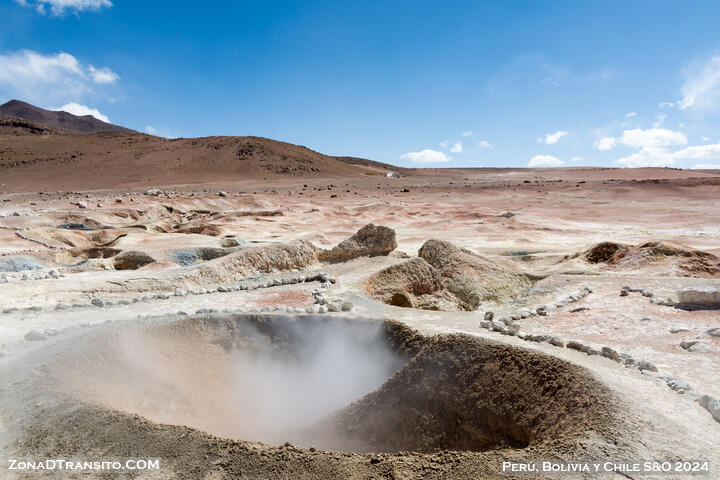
[2,0,720,169]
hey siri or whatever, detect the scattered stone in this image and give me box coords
[617,353,635,366]
[479,320,491,329]
[484,311,494,321]
[705,327,720,338]
[318,305,328,314]
[491,320,507,333]
[341,301,353,312]
[569,306,589,313]
[24,330,47,342]
[635,360,657,372]
[566,340,586,352]
[547,337,564,347]
[669,326,689,333]
[601,346,619,361]
[219,191,228,197]
[680,339,710,353]
[91,298,105,307]
[536,306,547,316]
[698,396,720,423]
[55,302,70,311]
[619,289,629,297]
[666,377,691,394]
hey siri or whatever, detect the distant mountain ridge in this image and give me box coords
[0,99,135,134]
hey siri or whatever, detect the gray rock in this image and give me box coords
[479,320,491,329]
[666,377,691,394]
[669,326,690,333]
[24,330,47,342]
[569,306,589,313]
[91,298,105,307]
[706,327,720,338]
[484,311,494,321]
[327,302,341,312]
[341,301,353,312]
[547,337,564,347]
[635,360,657,372]
[536,306,547,316]
[707,399,720,423]
[617,353,635,366]
[601,346,619,361]
[318,305,328,314]
[219,191,228,197]
[55,302,70,311]
[491,320,507,333]
[620,290,629,297]
[174,288,187,296]
[566,340,586,352]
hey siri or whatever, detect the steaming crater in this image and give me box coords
[49,314,614,453]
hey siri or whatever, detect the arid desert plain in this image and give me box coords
[0,107,720,479]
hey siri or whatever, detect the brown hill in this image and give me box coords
[0,99,135,134]
[0,131,397,192]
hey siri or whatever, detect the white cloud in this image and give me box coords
[14,0,112,15]
[659,101,675,108]
[0,50,118,104]
[477,140,493,149]
[439,140,449,149]
[88,65,118,84]
[614,129,713,168]
[702,136,710,142]
[653,114,667,128]
[570,156,583,162]
[537,130,568,145]
[616,148,675,168]
[620,128,687,149]
[691,163,720,169]
[400,149,451,164]
[594,137,616,151]
[679,54,720,110]
[528,155,563,167]
[55,102,109,122]
[625,112,637,118]
[461,130,474,137]
[673,143,720,160]
[450,141,464,153]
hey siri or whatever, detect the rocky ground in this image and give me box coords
[1,167,719,479]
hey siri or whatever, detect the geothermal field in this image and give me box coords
[0,105,719,479]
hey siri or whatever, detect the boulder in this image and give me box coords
[676,287,720,309]
[320,224,397,261]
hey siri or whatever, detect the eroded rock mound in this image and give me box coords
[584,240,720,277]
[185,240,319,285]
[418,239,533,308]
[320,224,396,262]
[366,258,460,310]
[113,251,157,270]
